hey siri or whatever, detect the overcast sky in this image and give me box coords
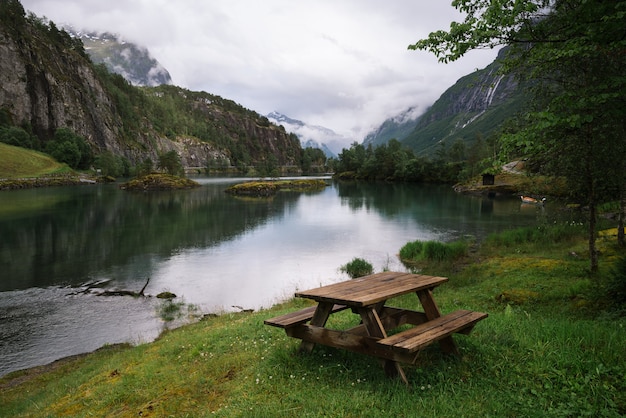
[20,0,500,144]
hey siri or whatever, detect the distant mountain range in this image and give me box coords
[64,26,172,87]
[266,111,342,158]
[60,23,526,161]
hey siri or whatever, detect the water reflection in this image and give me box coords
[0,178,555,376]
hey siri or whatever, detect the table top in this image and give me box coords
[295,272,448,307]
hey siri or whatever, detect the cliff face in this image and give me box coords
[0,17,120,150]
[0,4,302,168]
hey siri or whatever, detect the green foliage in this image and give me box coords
[0,126,38,149]
[606,256,626,309]
[93,151,130,177]
[134,158,154,177]
[400,240,468,265]
[484,223,586,251]
[411,0,626,273]
[301,147,327,174]
[156,150,184,176]
[44,128,93,170]
[340,257,373,279]
[335,141,464,183]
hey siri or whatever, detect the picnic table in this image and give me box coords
[264,271,487,384]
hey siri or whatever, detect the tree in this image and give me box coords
[45,128,93,170]
[410,0,626,273]
[157,150,184,176]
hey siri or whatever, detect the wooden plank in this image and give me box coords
[288,324,419,365]
[377,310,488,353]
[416,288,459,354]
[299,302,338,353]
[379,307,428,329]
[334,274,447,304]
[294,272,405,300]
[357,307,409,385]
[264,304,347,328]
[341,308,428,336]
[295,273,448,306]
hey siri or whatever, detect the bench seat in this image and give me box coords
[376,309,487,353]
[264,304,348,329]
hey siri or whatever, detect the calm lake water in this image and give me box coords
[0,177,556,376]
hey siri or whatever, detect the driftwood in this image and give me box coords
[95,277,151,297]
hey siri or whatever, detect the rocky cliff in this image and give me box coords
[0,2,302,169]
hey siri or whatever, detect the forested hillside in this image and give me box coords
[365,48,529,158]
[0,0,305,175]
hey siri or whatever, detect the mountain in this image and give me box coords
[362,107,422,148]
[366,47,529,157]
[0,3,302,171]
[64,27,172,87]
[267,111,343,158]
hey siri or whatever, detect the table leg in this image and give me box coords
[299,302,335,353]
[416,289,460,355]
[358,307,409,385]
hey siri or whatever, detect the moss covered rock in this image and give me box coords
[225,179,327,197]
[120,174,200,191]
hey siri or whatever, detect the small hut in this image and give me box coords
[482,173,495,186]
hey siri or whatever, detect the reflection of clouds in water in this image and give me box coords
[150,190,433,313]
[1,181,548,376]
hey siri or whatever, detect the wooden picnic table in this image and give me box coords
[264,271,487,385]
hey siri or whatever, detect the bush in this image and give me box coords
[340,257,373,279]
[0,126,38,149]
[94,151,130,177]
[44,128,93,170]
[399,240,424,261]
[606,256,626,309]
[399,239,467,264]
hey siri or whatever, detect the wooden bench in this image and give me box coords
[264,304,348,329]
[376,309,487,354]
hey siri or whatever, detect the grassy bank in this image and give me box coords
[0,143,69,178]
[1,225,625,417]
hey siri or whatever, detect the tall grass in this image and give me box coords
[399,239,468,264]
[485,222,585,248]
[0,142,68,178]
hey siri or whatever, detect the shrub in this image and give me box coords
[94,151,130,177]
[0,126,38,149]
[606,256,626,309]
[400,239,467,265]
[340,257,373,279]
[44,127,93,170]
[399,240,424,261]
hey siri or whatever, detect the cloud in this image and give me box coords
[21,0,500,147]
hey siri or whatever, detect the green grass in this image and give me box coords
[0,143,69,178]
[399,239,469,266]
[1,227,625,417]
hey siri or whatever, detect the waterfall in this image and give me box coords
[485,74,505,107]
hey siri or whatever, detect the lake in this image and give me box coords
[0,177,555,376]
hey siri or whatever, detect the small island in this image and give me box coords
[120,174,201,191]
[224,179,327,197]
